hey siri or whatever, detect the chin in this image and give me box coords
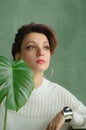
[33,67,48,72]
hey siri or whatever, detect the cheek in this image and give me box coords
[20,50,31,58]
[21,52,35,67]
[46,54,51,64]
[48,52,51,60]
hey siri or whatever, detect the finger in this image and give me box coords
[46,123,52,130]
[48,123,56,130]
[56,124,62,130]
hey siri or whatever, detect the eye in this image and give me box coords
[44,45,50,50]
[26,45,35,50]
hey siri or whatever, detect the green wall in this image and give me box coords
[0,0,86,105]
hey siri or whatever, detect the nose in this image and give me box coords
[37,48,44,57]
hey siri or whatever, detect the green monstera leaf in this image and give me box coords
[0,56,34,130]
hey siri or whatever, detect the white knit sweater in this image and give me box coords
[0,78,86,130]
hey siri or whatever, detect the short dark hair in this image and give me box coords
[12,22,58,60]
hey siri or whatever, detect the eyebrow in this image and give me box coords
[25,40,49,44]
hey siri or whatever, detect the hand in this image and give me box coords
[46,111,65,130]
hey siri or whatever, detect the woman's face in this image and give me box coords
[18,32,51,73]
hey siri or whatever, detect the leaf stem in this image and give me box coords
[4,107,7,130]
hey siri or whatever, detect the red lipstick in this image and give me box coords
[36,59,46,64]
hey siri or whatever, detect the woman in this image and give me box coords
[0,23,86,130]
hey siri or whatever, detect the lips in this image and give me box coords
[36,59,46,64]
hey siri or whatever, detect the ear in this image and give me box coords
[15,53,21,60]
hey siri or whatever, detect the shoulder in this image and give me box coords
[43,78,75,96]
[44,78,82,109]
[43,77,64,91]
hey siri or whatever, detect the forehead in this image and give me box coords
[22,32,49,44]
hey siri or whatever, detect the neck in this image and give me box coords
[33,71,43,89]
